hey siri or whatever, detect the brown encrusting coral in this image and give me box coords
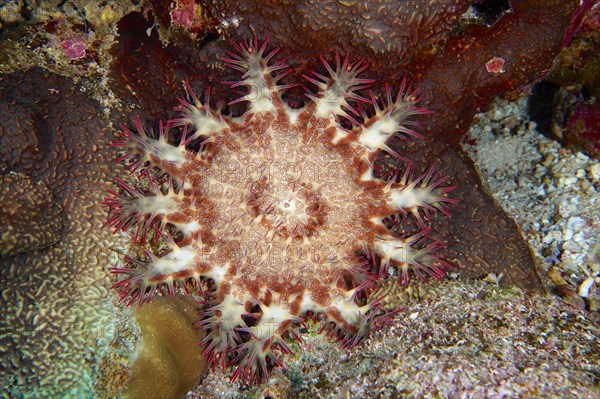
[206,0,472,62]
[202,0,580,138]
[108,0,582,289]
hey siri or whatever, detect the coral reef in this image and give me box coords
[0,171,62,257]
[108,0,583,289]
[0,0,138,110]
[0,0,595,397]
[0,0,135,30]
[0,69,123,398]
[528,1,600,157]
[106,36,456,381]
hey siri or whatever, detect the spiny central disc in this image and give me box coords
[249,177,326,240]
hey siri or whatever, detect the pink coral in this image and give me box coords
[170,0,199,29]
[60,38,87,60]
[104,37,455,382]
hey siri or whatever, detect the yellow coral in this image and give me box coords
[126,296,207,399]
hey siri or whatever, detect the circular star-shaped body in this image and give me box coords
[105,37,456,383]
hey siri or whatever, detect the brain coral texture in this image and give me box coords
[105,37,455,382]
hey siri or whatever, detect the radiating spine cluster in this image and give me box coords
[104,36,456,382]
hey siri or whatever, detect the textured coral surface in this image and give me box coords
[0,171,62,257]
[106,37,456,381]
[126,296,207,398]
[0,70,120,398]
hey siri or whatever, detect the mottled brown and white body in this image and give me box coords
[104,37,455,382]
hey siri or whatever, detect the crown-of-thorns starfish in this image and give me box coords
[103,36,456,383]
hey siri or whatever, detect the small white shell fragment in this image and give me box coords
[483,272,504,285]
[567,216,587,232]
[578,276,595,298]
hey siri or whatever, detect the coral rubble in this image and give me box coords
[464,96,600,310]
[191,281,600,399]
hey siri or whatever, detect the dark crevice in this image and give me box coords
[471,0,512,26]
[528,80,561,141]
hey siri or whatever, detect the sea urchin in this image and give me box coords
[104,36,456,383]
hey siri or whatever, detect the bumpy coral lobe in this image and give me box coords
[0,69,119,397]
[205,0,472,62]
[205,0,581,143]
[106,38,455,381]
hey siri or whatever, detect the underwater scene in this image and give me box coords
[0,1,598,398]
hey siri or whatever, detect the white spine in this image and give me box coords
[389,185,438,210]
[373,235,420,266]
